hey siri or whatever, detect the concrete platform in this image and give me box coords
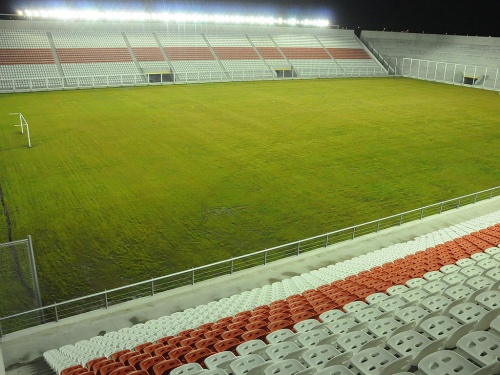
[2,195,500,374]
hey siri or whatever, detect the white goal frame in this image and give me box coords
[9,112,31,148]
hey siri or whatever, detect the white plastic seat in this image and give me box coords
[485,267,500,281]
[423,271,444,281]
[294,319,321,332]
[447,302,498,330]
[314,365,355,375]
[349,347,412,375]
[266,342,302,361]
[316,365,354,375]
[302,344,351,369]
[420,294,461,314]
[419,315,474,348]
[205,351,237,370]
[456,258,476,267]
[321,318,367,336]
[230,354,267,375]
[264,359,305,375]
[399,288,432,303]
[343,301,369,313]
[405,277,427,288]
[353,306,391,322]
[367,317,414,339]
[365,292,389,305]
[386,285,408,296]
[336,330,385,354]
[490,314,500,336]
[440,264,461,274]
[476,258,500,270]
[441,272,468,285]
[395,305,438,327]
[418,350,497,375]
[387,330,445,366]
[460,265,484,277]
[319,309,351,323]
[297,330,330,347]
[456,331,500,368]
[203,369,230,375]
[470,252,490,261]
[378,296,414,313]
[464,275,495,291]
[170,363,204,375]
[267,329,295,344]
[442,284,476,301]
[236,340,267,356]
[421,280,448,294]
[485,247,500,255]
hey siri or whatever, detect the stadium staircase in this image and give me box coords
[40,210,500,375]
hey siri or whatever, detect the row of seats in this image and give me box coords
[43,210,500,375]
[47,250,500,374]
[1,28,382,84]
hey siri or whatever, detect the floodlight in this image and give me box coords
[19,8,330,27]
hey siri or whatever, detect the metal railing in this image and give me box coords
[397,58,500,92]
[0,66,389,93]
[0,186,498,336]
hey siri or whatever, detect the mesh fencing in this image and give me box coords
[0,239,39,318]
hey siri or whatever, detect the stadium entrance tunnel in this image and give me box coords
[274,68,296,78]
[147,73,174,83]
[463,76,478,85]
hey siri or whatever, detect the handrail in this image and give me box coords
[0,186,498,336]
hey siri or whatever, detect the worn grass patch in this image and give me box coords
[0,77,498,309]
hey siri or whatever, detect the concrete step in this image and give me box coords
[6,357,55,375]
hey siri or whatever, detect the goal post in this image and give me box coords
[9,112,31,148]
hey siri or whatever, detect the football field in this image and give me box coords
[0,77,499,308]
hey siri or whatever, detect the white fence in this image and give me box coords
[0,66,389,93]
[0,186,498,336]
[397,58,500,91]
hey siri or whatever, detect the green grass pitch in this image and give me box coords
[0,77,499,309]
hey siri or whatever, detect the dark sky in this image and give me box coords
[1,0,499,37]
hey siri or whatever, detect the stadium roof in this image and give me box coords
[0,0,499,36]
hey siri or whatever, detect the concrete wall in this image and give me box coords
[361,30,500,69]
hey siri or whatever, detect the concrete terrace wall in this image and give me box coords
[361,30,500,69]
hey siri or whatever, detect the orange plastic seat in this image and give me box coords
[177,329,195,338]
[195,337,218,350]
[68,368,92,375]
[135,342,153,353]
[241,329,267,342]
[86,357,107,370]
[227,321,247,331]
[118,352,141,366]
[221,329,244,340]
[154,345,176,359]
[168,346,192,363]
[129,353,152,370]
[99,362,124,375]
[93,360,115,375]
[214,338,240,353]
[139,355,165,374]
[143,344,164,355]
[152,359,182,375]
[156,336,174,346]
[180,337,198,348]
[166,337,184,347]
[111,350,131,362]
[185,348,214,365]
[245,320,268,332]
[109,366,135,375]
[198,322,214,331]
[204,328,224,340]
[267,319,294,333]
[61,365,84,375]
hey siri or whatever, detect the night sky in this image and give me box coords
[1,0,499,37]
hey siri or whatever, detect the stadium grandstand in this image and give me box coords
[0,4,499,375]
